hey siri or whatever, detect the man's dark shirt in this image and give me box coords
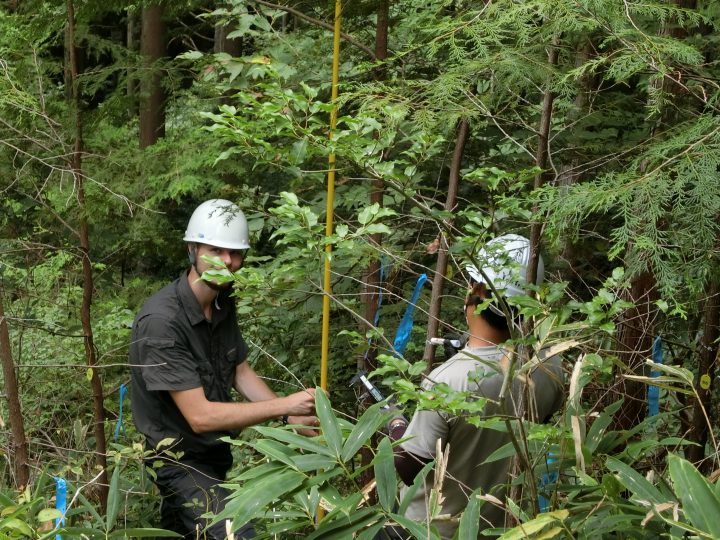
[129,272,247,465]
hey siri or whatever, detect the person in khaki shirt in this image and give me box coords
[390,234,564,539]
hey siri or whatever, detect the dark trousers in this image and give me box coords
[152,458,255,539]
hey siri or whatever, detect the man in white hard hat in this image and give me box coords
[390,234,564,539]
[130,199,318,539]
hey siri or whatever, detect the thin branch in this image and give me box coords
[247,0,377,60]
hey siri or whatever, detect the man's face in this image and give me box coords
[192,243,247,288]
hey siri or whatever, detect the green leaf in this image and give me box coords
[106,462,122,530]
[398,461,435,515]
[358,203,379,225]
[36,508,62,522]
[215,469,305,533]
[341,401,386,462]
[253,426,334,457]
[497,510,568,540]
[457,488,484,540]
[374,437,397,512]
[606,456,666,504]
[108,528,182,537]
[306,507,380,540]
[0,518,33,536]
[668,454,720,537]
[389,512,439,539]
[316,389,343,458]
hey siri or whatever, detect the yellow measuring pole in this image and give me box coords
[320,0,342,392]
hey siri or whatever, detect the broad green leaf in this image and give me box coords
[355,522,384,540]
[606,457,666,504]
[106,463,122,530]
[497,510,568,540]
[483,442,516,464]
[358,203,379,225]
[374,437,397,512]
[253,426,334,457]
[0,518,33,536]
[398,461,435,515]
[316,389,343,458]
[36,508,62,522]
[249,439,299,470]
[108,528,182,537]
[306,507,380,540]
[341,401,386,462]
[389,512,440,539]
[292,453,338,472]
[668,454,720,537]
[215,469,305,533]
[456,488,484,540]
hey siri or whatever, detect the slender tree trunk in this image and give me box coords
[614,271,657,430]
[0,286,30,489]
[139,3,166,148]
[214,20,242,57]
[358,0,390,374]
[66,0,109,508]
[127,8,138,117]
[356,0,391,502]
[422,118,468,368]
[527,40,559,286]
[686,280,720,468]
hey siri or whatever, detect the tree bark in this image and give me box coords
[527,40,559,287]
[127,8,138,117]
[686,280,720,468]
[139,4,166,148]
[358,0,390,374]
[0,286,30,489]
[356,0,391,503]
[422,118,468,368]
[67,0,109,508]
[614,271,657,431]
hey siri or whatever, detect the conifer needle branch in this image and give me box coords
[246,0,377,60]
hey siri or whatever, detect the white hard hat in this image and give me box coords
[183,199,250,250]
[465,234,543,297]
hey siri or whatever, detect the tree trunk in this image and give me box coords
[0,286,30,489]
[614,271,657,430]
[127,8,138,117]
[614,0,697,431]
[139,4,166,148]
[357,0,390,374]
[214,21,242,57]
[422,118,468,368]
[356,0,391,503]
[527,39,559,287]
[67,0,109,508]
[686,280,720,468]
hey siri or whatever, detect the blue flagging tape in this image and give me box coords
[538,453,558,512]
[393,273,428,356]
[648,336,663,417]
[55,476,67,539]
[114,383,127,441]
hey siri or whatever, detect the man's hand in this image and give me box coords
[283,388,317,416]
[287,415,320,437]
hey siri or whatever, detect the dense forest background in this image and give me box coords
[1,0,719,538]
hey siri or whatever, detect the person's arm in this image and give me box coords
[392,407,448,486]
[387,417,432,485]
[170,385,316,433]
[233,361,320,432]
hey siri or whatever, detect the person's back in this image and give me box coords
[400,346,563,539]
[393,233,565,539]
